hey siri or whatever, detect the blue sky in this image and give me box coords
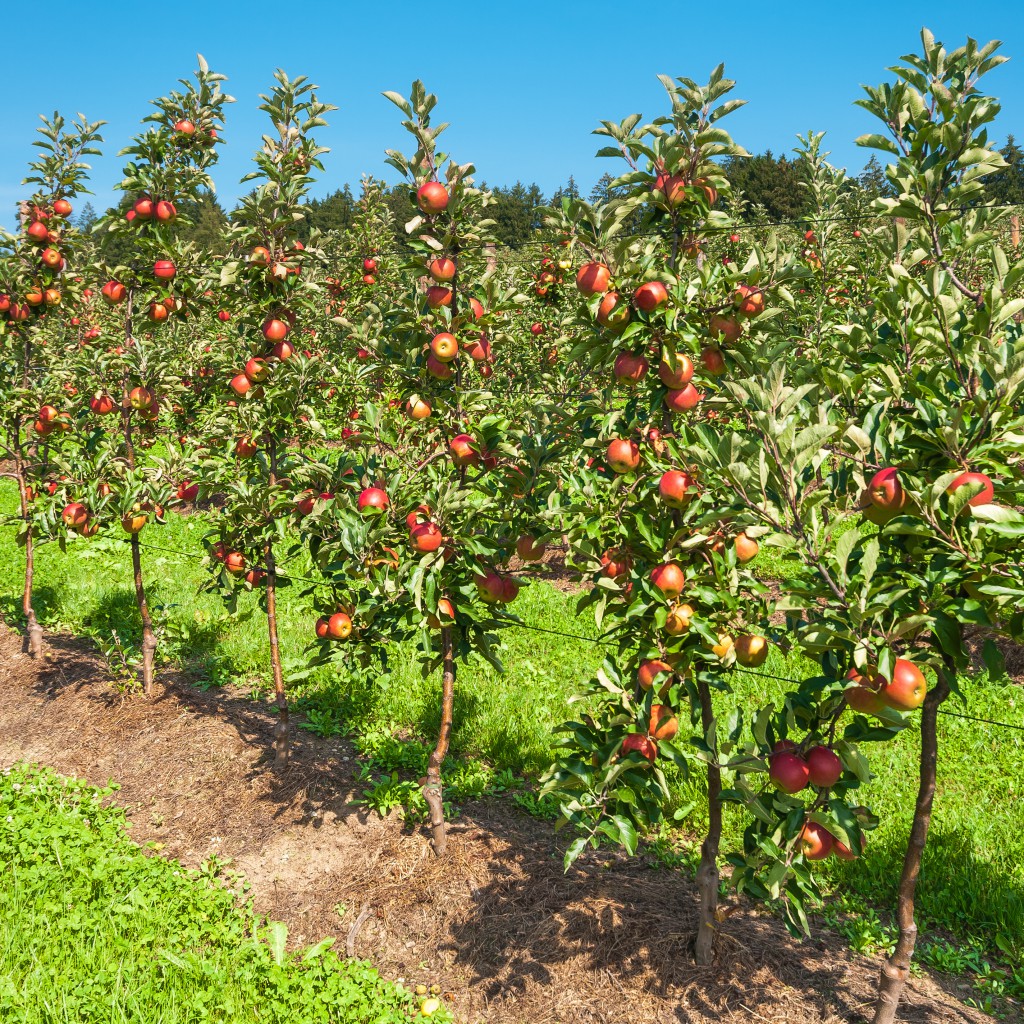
[1,0,1020,224]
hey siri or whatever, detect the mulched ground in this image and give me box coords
[0,622,1006,1024]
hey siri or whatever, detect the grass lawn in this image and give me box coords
[2,480,1022,972]
[0,763,440,1023]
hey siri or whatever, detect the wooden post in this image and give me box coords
[1010,215,1020,249]
[485,243,497,274]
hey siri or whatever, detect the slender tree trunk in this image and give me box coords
[872,672,951,1024]
[265,537,289,765]
[423,626,455,857]
[15,331,43,657]
[265,435,288,765]
[694,674,722,965]
[130,533,156,695]
[121,293,156,696]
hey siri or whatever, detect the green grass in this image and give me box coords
[2,480,1023,971]
[0,763,444,1023]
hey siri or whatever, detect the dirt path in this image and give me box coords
[0,623,998,1024]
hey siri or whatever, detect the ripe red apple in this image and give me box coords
[270,340,294,361]
[530,322,545,336]
[358,487,389,514]
[799,821,834,860]
[449,434,478,467]
[648,705,679,741]
[153,259,176,280]
[733,284,765,317]
[229,374,251,397]
[604,439,640,476]
[663,384,702,413]
[262,318,289,342]
[40,247,62,268]
[425,286,452,309]
[516,534,546,562]
[53,198,72,217]
[27,220,50,242]
[845,667,888,716]
[700,347,727,376]
[174,119,196,136]
[806,746,843,788]
[426,353,454,379]
[327,611,352,639]
[596,291,630,330]
[417,181,449,214]
[410,521,443,552]
[637,659,673,691]
[89,393,116,416]
[128,386,152,410]
[867,467,903,509]
[469,297,484,320]
[734,533,759,563]
[614,351,649,384]
[475,570,506,604]
[61,503,89,529]
[245,358,270,383]
[658,353,694,389]
[101,281,126,305]
[600,548,632,579]
[652,172,687,206]
[217,310,231,322]
[363,257,378,273]
[622,732,658,762]
[947,471,994,507]
[177,481,199,502]
[407,395,431,420]
[735,634,769,667]
[881,658,927,710]
[770,751,810,793]
[634,280,669,312]
[659,470,695,508]
[155,201,177,222]
[650,562,684,598]
[428,257,456,282]
[501,576,520,603]
[576,262,611,296]
[430,332,459,363]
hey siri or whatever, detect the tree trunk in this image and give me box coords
[16,332,42,657]
[265,537,289,766]
[121,295,155,697]
[423,626,455,857]
[871,672,951,1024]
[130,533,157,696]
[694,674,722,965]
[265,436,289,766]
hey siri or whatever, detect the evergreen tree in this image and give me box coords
[724,150,810,222]
[984,135,1024,206]
[858,154,893,198]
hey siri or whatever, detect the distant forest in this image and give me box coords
[75,136,1024,259]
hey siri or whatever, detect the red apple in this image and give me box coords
[430,332,459,363]
[867,467,903,509]
[799,821,834,860]
[663,384,702,413]
[576,262,611,296]
[622,733,658,762]
[658,470,695,508]
[358,487,389,514]
[417,181,449,214]
[327,612,352,639]
[606,438,640,474]
[475,569,505,603]
[449,434,478,467]
[637,658,673,691]
[262,318,289,342]
[658,353,694,389]
[410,521,443,552]
[634,280,668,312]
[516,535,546,562]
[881,658,927,710]
[650,562,684,598]
[428,257,456,282]
[805,746,843,788]
[770,751,810,793]
[596,291,630,331]
[153,259,176,280]
[614,351,649,384]
[947,471,994,507]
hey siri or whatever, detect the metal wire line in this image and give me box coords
[120,537,1024,733]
